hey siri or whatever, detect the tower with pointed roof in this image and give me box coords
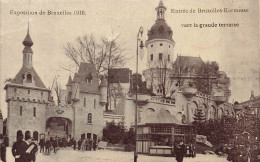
[143,0,175,95]
[145,0,175,69]
[4,26,51,145]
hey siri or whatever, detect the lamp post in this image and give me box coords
[134,26,144,162]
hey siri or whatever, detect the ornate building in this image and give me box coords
[116,1,234,130]
[4,28,107,146]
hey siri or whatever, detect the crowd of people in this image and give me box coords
[5,131,100,162]
[38,136,98,154]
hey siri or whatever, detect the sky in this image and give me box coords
[0,0,259,118]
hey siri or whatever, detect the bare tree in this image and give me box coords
[109,83,124,108]
[145,55,173,98]
[64,34,129,75]
[52,78,65,106]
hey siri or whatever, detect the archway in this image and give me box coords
[202,104,207,119]
[176,112,183,122]
[218,108,224,118]
[46,117,72,139]
[189,101,198,123]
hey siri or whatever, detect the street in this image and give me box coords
[6,147,228,162]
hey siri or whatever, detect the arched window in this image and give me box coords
[26,74,32,83]
[88,113,92,123]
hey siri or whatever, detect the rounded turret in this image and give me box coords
[99,75,107,106]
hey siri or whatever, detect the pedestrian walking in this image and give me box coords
[39,138,45,153]
[174,140,186,162]
[93,139,97,151]
[78,139,82,150]
[45,140,51,154]
[52,139,57,154]
[73,138,77,150]
[12,130,28,162]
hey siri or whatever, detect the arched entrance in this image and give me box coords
[46,117,72,139]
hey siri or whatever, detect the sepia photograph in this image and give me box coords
[0,0,259,161]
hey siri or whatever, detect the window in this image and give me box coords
[88,113,92,123]
[33,107,36,117]
[14,88,17,93]
[150,54,153,61]
[20,106,22,116]
[41,92,43,97]
[84,98,86,107]
[26,74,32,83]
[169,45,170,48]
[159,53,163,61]
[168,55,170,61]
[28,90,30,94]
[151,44,153,47]
[160,43,163,46]
[94,99,96,108]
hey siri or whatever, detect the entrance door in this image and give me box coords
[87,133,91,139]
[81,133,85,140]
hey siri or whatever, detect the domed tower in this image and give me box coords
[145,0,175,69]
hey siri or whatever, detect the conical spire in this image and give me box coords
[156,0,166,11]
[155,0,166,20]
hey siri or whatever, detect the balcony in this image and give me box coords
[213,96,226,105]
[132,94,149,106]
[181,87,197,98]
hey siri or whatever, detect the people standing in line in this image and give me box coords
[189,144,194,158]
[39,138,45,153]
[93,139,97,151]
[73,138,77,150]
[45,139,51,154]
[51,138,57,154]
[78,139,82,150]
[174,140,186,162]
[85,138,89,151]
[12,130,28,162]
[89,139,93,151]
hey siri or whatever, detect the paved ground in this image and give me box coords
[6,147,228,162]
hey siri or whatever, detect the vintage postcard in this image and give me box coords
[0,0,259,162]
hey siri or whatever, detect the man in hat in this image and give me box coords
[12,130,28,162]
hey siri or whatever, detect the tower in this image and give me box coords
[4,25,50,145]
[145,0,175,69]
[143,0,175,95]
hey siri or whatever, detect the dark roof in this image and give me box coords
[138,108,184,125]
[147,19,174,41]
[108,68,131,83]
[156,0,166,11]
[22,32,33,53]
[173,56,204,67]
[75,63,99,93]
[11,66,46,88]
